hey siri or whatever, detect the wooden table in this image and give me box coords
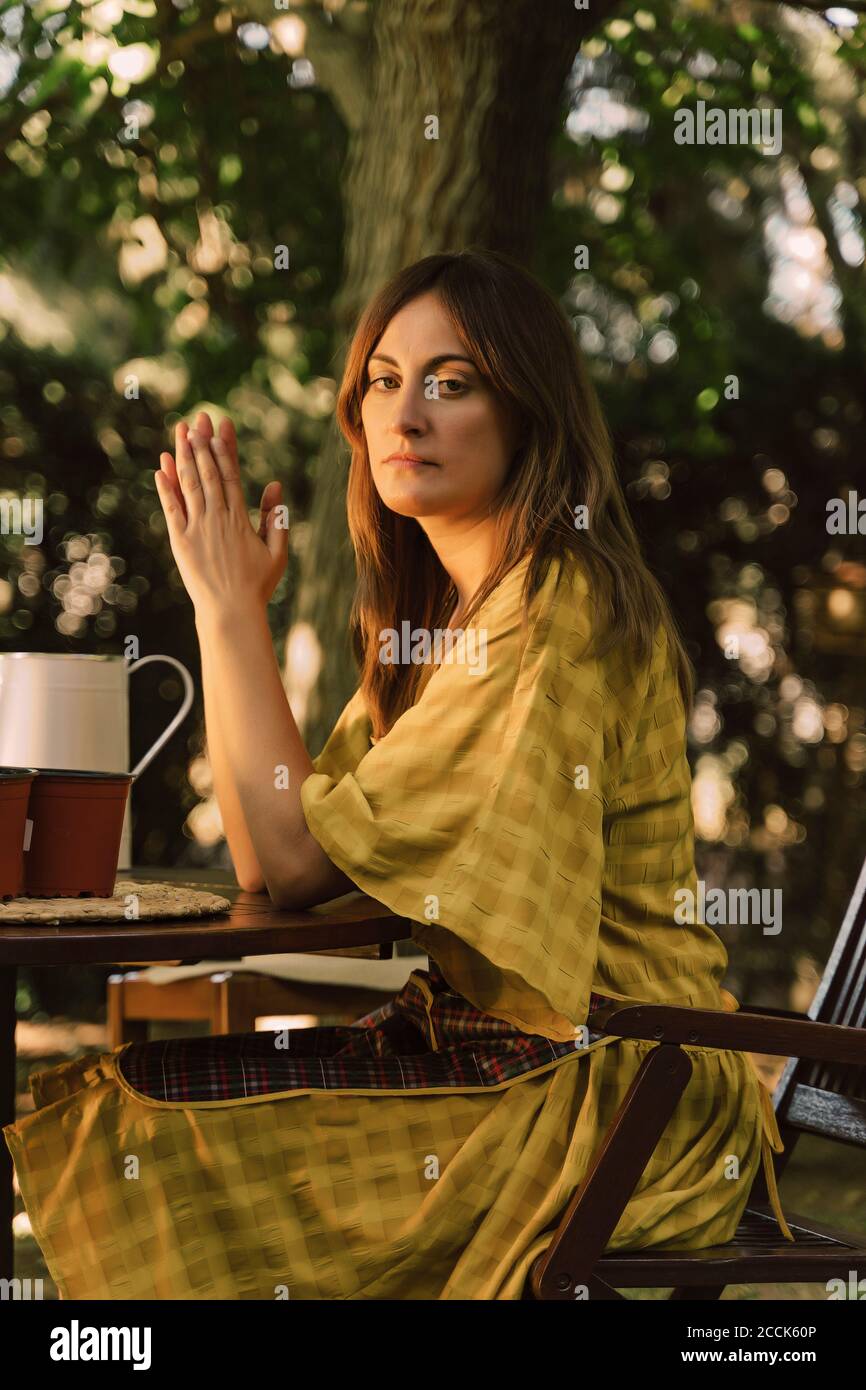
[0,866,411,1282]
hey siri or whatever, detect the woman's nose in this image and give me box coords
[389,386,429,436]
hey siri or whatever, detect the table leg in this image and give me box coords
[0,965,15,1281]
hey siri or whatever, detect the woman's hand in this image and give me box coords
[155,411,288,624]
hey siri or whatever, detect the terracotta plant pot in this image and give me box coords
[24,770,134,898]
[0,768,37,898]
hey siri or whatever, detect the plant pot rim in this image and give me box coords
[28,768,134,782]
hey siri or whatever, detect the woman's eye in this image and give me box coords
[366,375,467,394]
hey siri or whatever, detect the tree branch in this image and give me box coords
[240,0,373,133]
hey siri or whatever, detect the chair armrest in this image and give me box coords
[737,1005,810,1020]
[587,1004,866,1066]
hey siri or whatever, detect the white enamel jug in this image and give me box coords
[0,653,194,869]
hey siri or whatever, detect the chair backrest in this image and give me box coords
[773,851,866,1153]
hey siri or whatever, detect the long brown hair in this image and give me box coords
[335,248,694,741]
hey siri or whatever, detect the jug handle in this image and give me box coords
[128,655,195,779]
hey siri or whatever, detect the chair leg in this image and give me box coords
[211,977,258,1034]
[530,1044,694,1299]
[107,975,149,1047]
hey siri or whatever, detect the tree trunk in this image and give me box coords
[287,0,616,753]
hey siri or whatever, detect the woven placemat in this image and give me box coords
[0,879,231,926]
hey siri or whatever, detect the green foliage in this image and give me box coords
[0,0,346,872]
[538,0,866,1000]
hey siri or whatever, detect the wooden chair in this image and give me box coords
[525,854,866,1300]
[107,967,402,1046]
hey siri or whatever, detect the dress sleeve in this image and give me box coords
[309,687,372,783]
[300,558,607,1039]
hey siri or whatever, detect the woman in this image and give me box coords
[5,249,792,1300]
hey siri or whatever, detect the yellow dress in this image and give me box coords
[4,551,792,1299]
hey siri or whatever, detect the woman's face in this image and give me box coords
[360,291,521,523]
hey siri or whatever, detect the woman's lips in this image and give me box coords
[384,455,436,469]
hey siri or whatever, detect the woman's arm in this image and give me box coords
[199,636,265,893]
[156,412,356,909]
[160,414,267,892]
[195,603,357,909]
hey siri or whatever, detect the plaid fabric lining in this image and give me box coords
[117,959,617,1102]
